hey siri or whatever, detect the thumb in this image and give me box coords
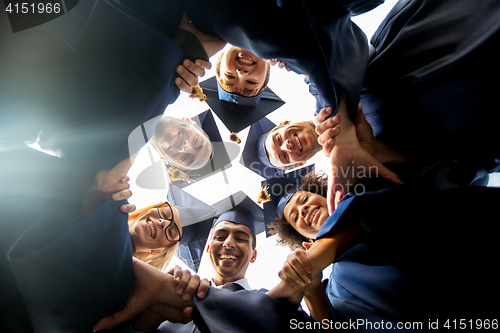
[93,308,134,332]
[369,160,404,186]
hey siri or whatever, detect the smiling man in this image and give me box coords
[150,116,213,170]
[263,120,322,170]
[206,207,257,287]
[216,45,270,98]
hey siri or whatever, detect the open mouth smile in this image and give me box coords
[166,131,182,151]
[219,254,239,260]
[236,55,256,67]
[293,133,303,152]
[146,218,156,239]
[306,207,320,227]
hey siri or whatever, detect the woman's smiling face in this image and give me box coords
[129,204,182,253]
[283,191,329,239]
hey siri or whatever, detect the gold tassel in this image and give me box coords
[189,84,207,102]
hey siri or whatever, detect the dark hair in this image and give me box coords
[269,171,328,250]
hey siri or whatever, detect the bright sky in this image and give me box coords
[127,0,500,295]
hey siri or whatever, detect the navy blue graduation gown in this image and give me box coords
[0,0,188,174]
[181,0,380,117]
[5,198,133,333]
[0,1,191,331]
[360,0,500,180]
[316,184,500,330]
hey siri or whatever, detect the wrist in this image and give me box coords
[303,282,324,301]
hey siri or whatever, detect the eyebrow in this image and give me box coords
[287,193,301,222]
[222,77,260,97]
[214,228,250,239]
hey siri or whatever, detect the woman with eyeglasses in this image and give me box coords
[128,201,183,270]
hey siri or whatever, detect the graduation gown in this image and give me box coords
[360,0,500,181]
[0,0,189,174]
[180,0,381,117]
[0,1,191,330]
[316,183,500,330]
[3,197,133,333]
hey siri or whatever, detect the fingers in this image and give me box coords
[315,113,339,136]
[197,279,210,299]
[280,250,312,287]
[317,125,340,147]
[175,59,211,93]
[170,266,204,302]
[268,59,278,66]
[93,307,134,332]
[355,103,367,124]
[316,114,340,157]
[107,176,134,203]
[315,106,334,126]
[194,59,211,70]
[120,203,136,214]
[377,162,405,186]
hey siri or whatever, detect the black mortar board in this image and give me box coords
[199,76,285,133]
[239,117,285,180]
[167,184,216,272]
[168,110,233,188]
[211,191,265,235]
[260,165,315,237]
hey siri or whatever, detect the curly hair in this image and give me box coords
[269,171,329,250]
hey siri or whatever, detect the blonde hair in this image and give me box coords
[128,202,179,271]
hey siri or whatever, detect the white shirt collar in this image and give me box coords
[212,277,251,291]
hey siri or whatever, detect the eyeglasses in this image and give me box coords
[156,202,182,243]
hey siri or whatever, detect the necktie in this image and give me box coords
[222,282,244,292]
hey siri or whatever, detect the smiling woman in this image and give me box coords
[270,171,329,249]
[128,201,183,270]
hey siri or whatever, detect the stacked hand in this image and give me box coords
[268,59,291,71]
[93,259,209,332]
[315,102,403,213]
[267,243,322,307]
[92,157,136,213]
[175,58,212,93]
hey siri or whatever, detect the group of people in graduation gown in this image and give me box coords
[1,0,500,332]
[0,0,215,331]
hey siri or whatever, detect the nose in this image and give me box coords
[179,139,193,152]
[236,68,248,76]
[281,139,293,153]
[222,235,236,248]
[157,219,167,230]
[299,204,309,219]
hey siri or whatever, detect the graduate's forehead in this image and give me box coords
[212,221,252,237]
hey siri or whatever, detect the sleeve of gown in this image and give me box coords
[8,199,133,333]
[185,0,370,120]
[191,287,322,333]
[37,0,189,173]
